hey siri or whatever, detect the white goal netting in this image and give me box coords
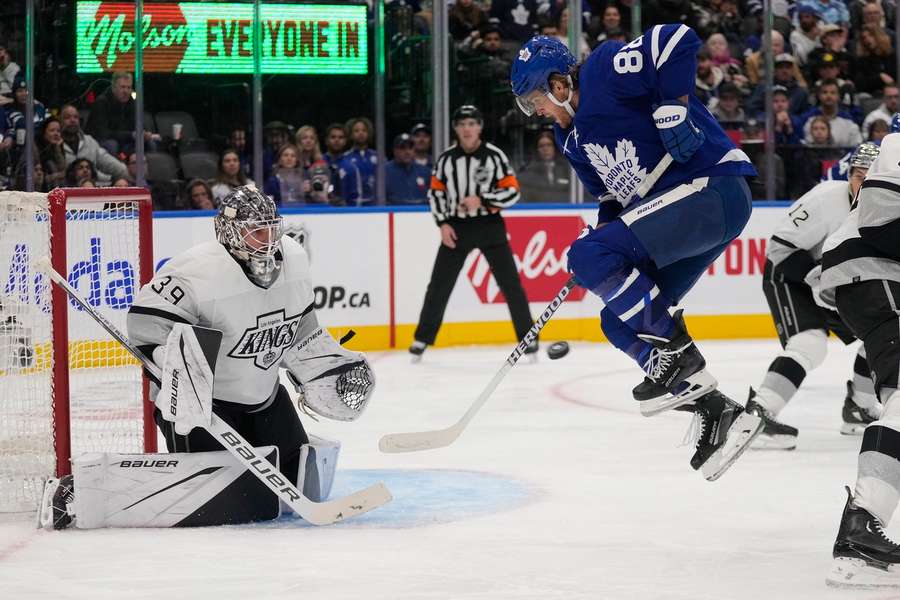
[0,190,151,514]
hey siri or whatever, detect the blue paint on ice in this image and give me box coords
[252,469,534,529]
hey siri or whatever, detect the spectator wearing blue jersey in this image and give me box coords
[1,74,47,166]
[490,0,541,42]
[770,86,803,144]
[799,80,863,146]
[797,0,850,25]
[340,117,377,206]
[385,133,430,204]
[322,123,348,203]
[411,123,433,168]
[512,27,762,478]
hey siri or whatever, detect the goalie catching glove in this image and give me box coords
[282,327,375,421]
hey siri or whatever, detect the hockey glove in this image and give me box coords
[282,327,375,422]
[652,101,705,164]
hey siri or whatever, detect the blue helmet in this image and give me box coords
[892,113,900,133]
[511,36,577,115]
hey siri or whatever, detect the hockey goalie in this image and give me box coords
[39,186,376,529]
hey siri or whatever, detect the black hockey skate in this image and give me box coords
[827,487,900,588]
[841,381,881,435]
[409,340,427,363]
[633,310,717,416]
[746,388,798,451]
[679,390,763,481]
[37,474,75,530]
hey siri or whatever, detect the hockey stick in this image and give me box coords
[36,258,391,526]
[378,153,674,454]
[379,277,578,453]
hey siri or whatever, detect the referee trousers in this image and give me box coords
[414,214,533,345]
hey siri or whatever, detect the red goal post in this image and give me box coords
[0,187,156,514]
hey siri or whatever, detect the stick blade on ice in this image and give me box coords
[303,482,393,525]
[378,428,460,453]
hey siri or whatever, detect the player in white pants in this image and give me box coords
[40,186,375,529]
[748,142,882,450]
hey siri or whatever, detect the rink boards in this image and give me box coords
[2,203,789,357]
[146,203,788,351]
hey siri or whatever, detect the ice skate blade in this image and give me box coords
[702,411,764,482]
[826,557,900,588]
[640,370,717,417]
[840,423,867,435]
[410,354,423,364]
[750,433,797,451]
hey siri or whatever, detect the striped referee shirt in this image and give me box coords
[428,142,520,224]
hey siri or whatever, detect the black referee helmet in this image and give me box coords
[452,104,483,126]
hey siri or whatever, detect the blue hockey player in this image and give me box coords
[511,26,762,480]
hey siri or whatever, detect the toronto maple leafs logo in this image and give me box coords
[518,47,532,62]
[228,309,303,370]
[583,139,648,203]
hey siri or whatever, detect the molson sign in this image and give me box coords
[76,2,368,74]
[466,216,588,304]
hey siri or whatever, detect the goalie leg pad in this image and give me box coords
[62,448,281,528]
[297,434,341,503]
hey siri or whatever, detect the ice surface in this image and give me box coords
[1,338,895,599]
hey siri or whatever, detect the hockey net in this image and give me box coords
[0,188,156,514]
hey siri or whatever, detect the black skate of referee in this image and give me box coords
[409,105,535,360]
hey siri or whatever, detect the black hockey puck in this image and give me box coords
[546,341,570,360]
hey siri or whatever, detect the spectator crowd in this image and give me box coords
[1,0,899,205]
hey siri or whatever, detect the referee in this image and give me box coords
[409,105,536,360]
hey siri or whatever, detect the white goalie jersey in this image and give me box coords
[127,235,318,406]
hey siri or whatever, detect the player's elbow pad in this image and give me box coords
[281,328,375,422]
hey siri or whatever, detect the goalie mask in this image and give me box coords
[214,186,284,288]
[849,142,880,171]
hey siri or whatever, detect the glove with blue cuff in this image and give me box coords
[652,101,705,163]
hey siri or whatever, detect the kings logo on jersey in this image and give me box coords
[228,309,303,370]
[584,139,647,202]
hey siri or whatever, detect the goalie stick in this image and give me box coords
[378,153,674,454]
[36,257,391,526]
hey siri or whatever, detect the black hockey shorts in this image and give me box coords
[762,259,855,348]
[155,384,309,485]
[835,280,900,400]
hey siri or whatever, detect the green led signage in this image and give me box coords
[76,2,368,74]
